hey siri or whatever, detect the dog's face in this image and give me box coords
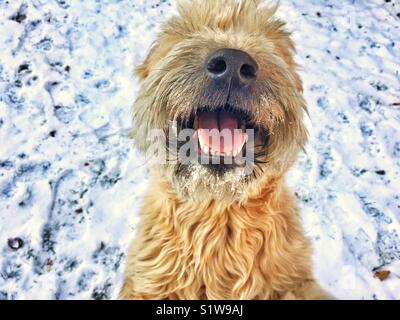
[131,0,307,200]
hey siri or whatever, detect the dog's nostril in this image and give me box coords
[207,58,227,75]
[240,63,257,79]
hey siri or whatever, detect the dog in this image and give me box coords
[120,0,333,299]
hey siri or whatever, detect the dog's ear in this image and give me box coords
[135,33,179,81]
[265,23,303,93]
[135,42,159,81]
[260,3,304,93]
[271,29,303,93]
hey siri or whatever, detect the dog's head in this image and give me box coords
[131,0,307,200]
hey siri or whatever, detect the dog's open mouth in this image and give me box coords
[194,110,248,158]
[173,104,265,172]
[172,104,269,174]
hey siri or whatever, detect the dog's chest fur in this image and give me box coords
[123,178,313,299]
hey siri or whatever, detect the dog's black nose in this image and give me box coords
[206,48,258,87]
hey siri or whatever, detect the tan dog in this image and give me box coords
[120,0,333,299]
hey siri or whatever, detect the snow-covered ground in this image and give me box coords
[0,0,399,300]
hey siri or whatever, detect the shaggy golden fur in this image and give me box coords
[120,0,333,299]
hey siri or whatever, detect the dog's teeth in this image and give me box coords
[243,132,248,143]
[198,131,211,155]
[235,133,248,155]
[198,130,205,146]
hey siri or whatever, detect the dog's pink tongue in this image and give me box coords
[197,111,247,154]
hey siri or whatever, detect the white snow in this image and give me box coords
[0,0,399,299]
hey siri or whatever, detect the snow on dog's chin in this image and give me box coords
[175,162,250,200]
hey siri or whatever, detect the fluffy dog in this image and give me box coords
[120,0,333,299]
